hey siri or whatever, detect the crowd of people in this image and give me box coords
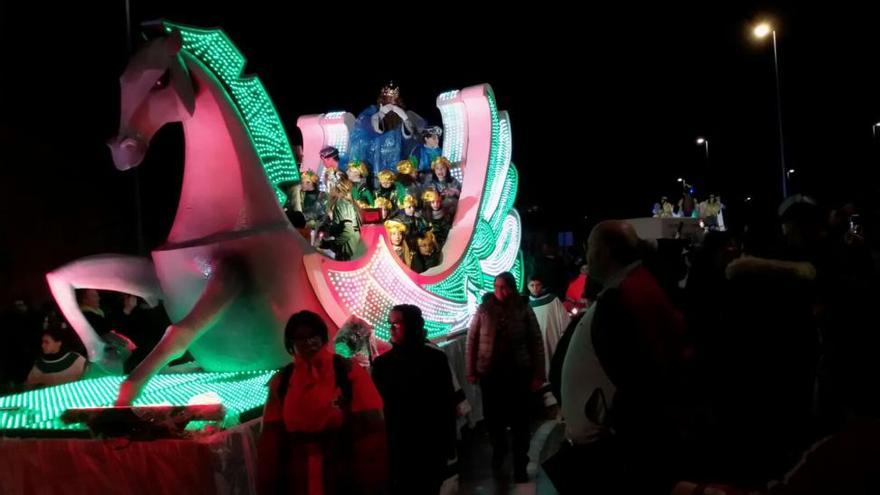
[0,290,173,394]
[282,83,461,272]
[3,190,879,494]
[255,192,880,494]
[544,196,880,494]
[254,268,554,495]
[653,184,726,231]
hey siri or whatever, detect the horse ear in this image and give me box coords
[164,29,183,55]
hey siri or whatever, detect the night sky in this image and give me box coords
[2,2,879,301]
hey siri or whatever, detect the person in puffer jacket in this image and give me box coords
[466,271,545,483]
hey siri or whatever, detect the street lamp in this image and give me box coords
[873,122,880,139]
[752,20,788,200]
[696,136,709,159]
[753,22,772,39]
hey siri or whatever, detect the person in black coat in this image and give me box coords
[371,304,457,495]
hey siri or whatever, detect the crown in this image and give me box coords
[384,219,407,233]
[422,189,440,203]
[402,194,418,208]
[396,160,415,175]
[300,170,319,184]
[380,82,400,99]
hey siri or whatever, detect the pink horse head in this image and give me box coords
[108,30,195,170]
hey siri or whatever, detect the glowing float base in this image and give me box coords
[0,371,273,435]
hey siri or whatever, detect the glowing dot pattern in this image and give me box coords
[321,112,352,156]
[437,90,465,182]
[426,90,524,302]
[327,242,471,340]
[163,21,299,204]
[0,370,275,432]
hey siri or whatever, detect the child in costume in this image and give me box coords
[346,160,375,208]
[411,231,443,274]
[298,170,326,229]
[395,159,423,198]
[385,219,413,267]
[375,170,406,207]
[424,156,461,210]
[422,189,453,246]
[410,125,443,179]
[391,194,428,243]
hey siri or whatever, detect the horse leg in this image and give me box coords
[46,254,162,363]
[116,257,244,405]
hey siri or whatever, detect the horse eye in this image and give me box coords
[152,69,170,90]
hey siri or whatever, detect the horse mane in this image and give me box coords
[152,20,300,204]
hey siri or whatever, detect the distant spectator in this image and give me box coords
[527,274,570,375]
[25,326,87,389]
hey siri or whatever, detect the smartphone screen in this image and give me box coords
[849,214,861,235]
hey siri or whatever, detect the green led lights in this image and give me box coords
[163,21,299,204]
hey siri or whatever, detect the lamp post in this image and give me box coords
[753,21,788,200]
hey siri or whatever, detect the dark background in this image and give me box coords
[2,1,879,301]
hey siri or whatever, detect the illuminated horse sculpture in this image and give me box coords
[47,21,523,405]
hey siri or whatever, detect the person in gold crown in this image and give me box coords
[318,171,362,261]
[424,156,462,211]
[395,159,423,198]
[346,160,374,208]
[385,220,413,267]
[422,189,453,246]
[375,170,406,207]
[294,170,326,228]
[390,194,428,243]
[374,197,394,221]
[349,81,425,177]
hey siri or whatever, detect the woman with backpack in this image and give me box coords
[257,311,388,495]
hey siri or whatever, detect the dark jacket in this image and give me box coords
[372,342,457,492]
[710,256,820,483]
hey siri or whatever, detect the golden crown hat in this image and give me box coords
[396,160,415,175]
[384,219,407,233]
[374,197,393,209]
[347,160,369,176]
[422,189,440,203]
[380,82,400,99]
[300,170,319,184]
[402,194,418,208]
